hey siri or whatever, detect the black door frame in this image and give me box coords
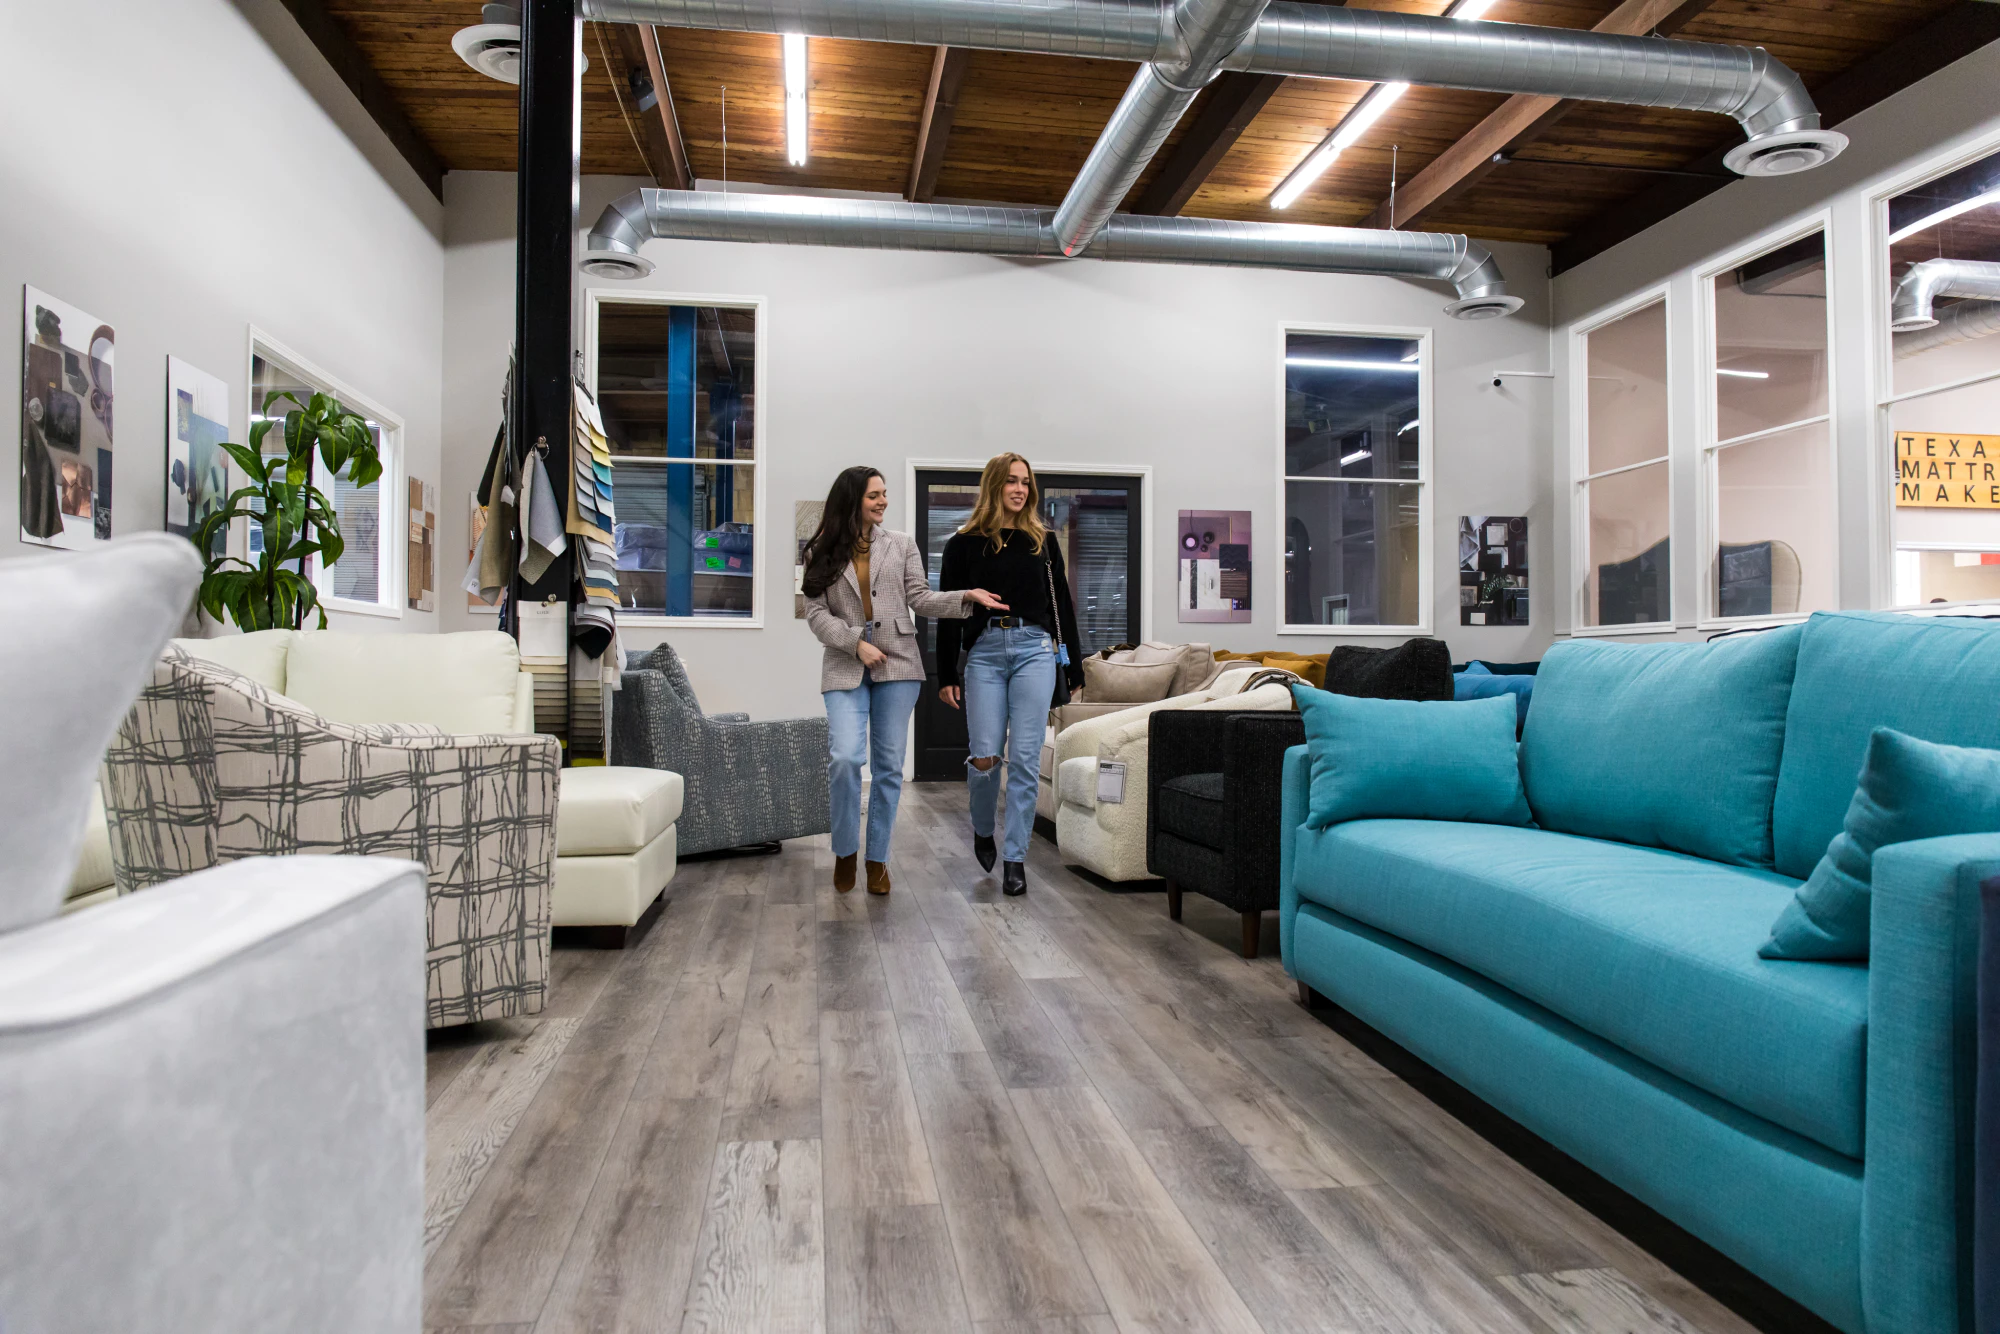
[910,466,1146,782]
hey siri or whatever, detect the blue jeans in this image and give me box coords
[963,624,1057,865]
[823,673,923,864]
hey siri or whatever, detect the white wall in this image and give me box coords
[442,171,1557,718]
[0,0,445,632]
[1549,39,2000,641]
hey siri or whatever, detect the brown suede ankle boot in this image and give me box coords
[834,853,857,893]
[866,861,892,895]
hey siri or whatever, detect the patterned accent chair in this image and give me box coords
[613,642,830,856]
[102,647,560,1029]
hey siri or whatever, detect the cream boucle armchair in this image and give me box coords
[1052,670,1292,883]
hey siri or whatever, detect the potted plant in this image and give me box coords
[190,389,382,631]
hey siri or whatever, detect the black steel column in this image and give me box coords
[512,0,578,609]
[512,0,579,752]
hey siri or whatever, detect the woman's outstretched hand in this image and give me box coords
[938,685,961,709]
[857,640,887,669]
[964,588,1008,611]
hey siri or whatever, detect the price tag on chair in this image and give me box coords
[1097,760,1126,805]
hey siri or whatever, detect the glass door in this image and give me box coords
[910,468,1143,781]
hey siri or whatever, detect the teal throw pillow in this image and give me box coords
[1761,727,2000,960]
[1462,661,1492,676]
[1290,684,1532,830]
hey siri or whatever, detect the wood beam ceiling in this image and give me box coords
[610,23,694,187]
[906,46,972,202]
[1550,0,2000,272]
[274,0,446,199]
[1358,0,1718,231]
[1132,73,1289,216]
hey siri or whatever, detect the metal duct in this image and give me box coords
[1894,299,2000,360]
[579,0,1844,177]
[1050,0,1269,256]
[1233,5,1843,175]
[1889,258,2000,331]
[580,188,1525,318]
[574,0,1177,62]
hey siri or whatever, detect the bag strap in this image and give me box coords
[1043,554,1065,662]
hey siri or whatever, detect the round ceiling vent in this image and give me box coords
[1890,311,1940,333]
[452,23,522,84]
[1444,294,1524,321]
[1723,129,1849,178]
[580,248,656,280]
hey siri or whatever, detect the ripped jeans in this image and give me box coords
[962,624,1057,865]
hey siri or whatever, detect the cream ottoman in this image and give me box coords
[555,766,683,946]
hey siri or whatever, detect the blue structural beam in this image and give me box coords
[666,304,696,617]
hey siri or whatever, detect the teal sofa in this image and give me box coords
[1279,610,2000,1333]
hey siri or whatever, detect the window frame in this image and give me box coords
[1866,125,2000,614]
[1692,210,1840,630]
[1275,320,1434,638]
[1567,284,1676,638]
[243,328,404,621]
[583,287,770,630]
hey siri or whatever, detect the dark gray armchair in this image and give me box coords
[613,642,830,855]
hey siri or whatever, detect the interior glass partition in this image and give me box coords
[1577,298,1671,628]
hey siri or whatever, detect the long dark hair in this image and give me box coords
[800,466,883,598]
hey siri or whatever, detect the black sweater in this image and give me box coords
[935,528,1086,691]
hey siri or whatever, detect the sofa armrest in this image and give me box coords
[1864,832,2000,1334]
[611,670,675,770]
[1278,744,1311,975]
[0,857,426,1333]
[711,711,751,724]
[1223,712,1307,890]
[512,671,536,734]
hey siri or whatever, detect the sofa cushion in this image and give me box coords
[1294,688,1531,830]
[558,766,684,856]
[1290,819,1865,1157]
[1325,638,1454,702]
[1521,625,1801,868]
[171,629,296,692]
[285,630,523,734]
[1774,610,2000,879]
[1105,642,1216,696]
[1157,772,1227,851]
[1215,651,1327,688]
[1764,728,2000,960]
[1082,656,1178,704]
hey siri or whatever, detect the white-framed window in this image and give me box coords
[1696,220,1837,625]
[1279,325,1431,634]
[1571,290,1672,633]
[1873,135,2000,611]
[246,331,402,619]
[586,290,765,627]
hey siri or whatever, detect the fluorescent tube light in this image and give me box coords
[1397,419,1420,434]
[783,33,808,166]
[1715,368,1770,379]
[1270,82,1409,209]
[1447,0,1500,18]
[1340,448,1374,465]
[1285,357,1423,372]
[1888,186,2000,245]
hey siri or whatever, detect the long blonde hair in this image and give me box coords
[960,452,1047,553]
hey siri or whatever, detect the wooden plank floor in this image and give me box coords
[424,783,1762,1334]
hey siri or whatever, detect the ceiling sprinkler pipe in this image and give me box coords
[582,188,1525,317]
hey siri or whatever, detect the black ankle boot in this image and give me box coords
[1002,861,1026,896]
[973,831,997,872]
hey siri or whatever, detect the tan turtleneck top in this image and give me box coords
[854,537,873,622]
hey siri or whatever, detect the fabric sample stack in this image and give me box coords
[569,385,622,760]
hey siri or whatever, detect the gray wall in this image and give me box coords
[1548,38,2000,641]
[442,172,1558,718]
[2,0,445,632]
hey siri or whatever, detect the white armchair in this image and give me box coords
[0,534,426,1333]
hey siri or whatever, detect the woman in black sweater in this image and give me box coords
[937,453,1085,895]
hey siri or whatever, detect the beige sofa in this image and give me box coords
[1051,669,1293,883]
[76,630,681,942]
[1035,642,1221,829]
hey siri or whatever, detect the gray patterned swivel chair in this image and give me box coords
[613,643,830,855]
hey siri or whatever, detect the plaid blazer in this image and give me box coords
[804,526,971,693]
